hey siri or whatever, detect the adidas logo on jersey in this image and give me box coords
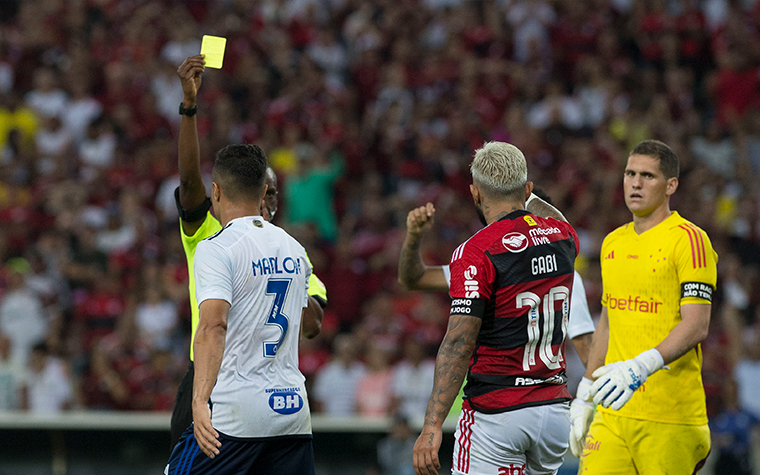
[604,251,615,260]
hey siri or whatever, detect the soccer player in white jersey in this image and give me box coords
[165,144,315,474]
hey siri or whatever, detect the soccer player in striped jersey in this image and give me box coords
[413,142,579,475]
[571,140,716,473]
[169,55,327,449]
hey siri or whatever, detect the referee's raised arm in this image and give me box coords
[177,55,207,236]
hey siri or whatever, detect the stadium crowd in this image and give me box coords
[0,0,759,469]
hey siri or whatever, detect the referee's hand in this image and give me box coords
[413,425,442,475]
[192,400,221,458]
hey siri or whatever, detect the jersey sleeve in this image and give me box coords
[180,212,223,256]
[194,240,234,306]
[302,253,312,308]
[448,240,495,318]
[673,224,718,305]
[567,271,595,338]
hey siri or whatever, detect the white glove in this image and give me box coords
[589,349,665,411]
[569,377,595,457]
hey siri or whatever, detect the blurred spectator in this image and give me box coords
[284,149,345,241]
[0,258,48,364]
[711,380,758,475]
[23,342,71,413]
[25,68,68,119]
[313,334,366,416]
[392,338,435,420]
[355,341,394,417]
[377,415,416,475]
[63,81,103,145]
[0,333,25,410]
[134,286,178,350]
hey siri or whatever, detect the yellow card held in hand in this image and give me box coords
[201,35,227,69]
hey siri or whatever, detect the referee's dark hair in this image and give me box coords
[212,144,268,201]
[629,140,679,179]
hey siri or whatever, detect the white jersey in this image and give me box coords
[194,216,312,438]
[443,266,595,339]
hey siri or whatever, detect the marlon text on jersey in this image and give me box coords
[252,256,304,276]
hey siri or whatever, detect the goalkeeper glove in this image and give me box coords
[569,377,595,457]
[589,348,665,411]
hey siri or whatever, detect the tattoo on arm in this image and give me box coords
[423,314,482,427]
[398,237,427,287]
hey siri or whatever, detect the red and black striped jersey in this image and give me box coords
[449,210,579,413]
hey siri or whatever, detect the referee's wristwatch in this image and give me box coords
[179,102,197,116]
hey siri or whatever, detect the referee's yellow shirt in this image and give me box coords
[180,212,328,361]
[600,211,716,425]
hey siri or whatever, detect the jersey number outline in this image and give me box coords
[516,286,569,371]
[263,278,292,358]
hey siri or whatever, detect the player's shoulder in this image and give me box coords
[601,222,632,248]
[666,212,710,239]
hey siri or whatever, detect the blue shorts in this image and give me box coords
[166,425,315,475]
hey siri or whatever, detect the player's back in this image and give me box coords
[449,210,578,413]
[194,216,312,438]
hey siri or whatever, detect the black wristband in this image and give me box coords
[179,102,197,116]
[174,187,211,222]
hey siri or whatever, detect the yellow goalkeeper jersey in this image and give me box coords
[181,212,328,360]
[600,211,716,425]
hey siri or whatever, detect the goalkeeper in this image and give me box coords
[569,140,715,474]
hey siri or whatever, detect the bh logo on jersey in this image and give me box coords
[464,265,479,298]
[498,464,526,475]
[269,390,304,415]
[502,232,528,253]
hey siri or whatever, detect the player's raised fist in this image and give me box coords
[406,203,435,237]
[177,55,206,103]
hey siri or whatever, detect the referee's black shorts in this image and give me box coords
[170,361,194,450]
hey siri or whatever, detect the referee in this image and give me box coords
[169,55,327,449]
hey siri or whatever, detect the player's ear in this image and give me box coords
[470,184,481,205]
[665,177,678,197]
[525,181,534,201]
[260,184,268,202]
[212,182,221,203]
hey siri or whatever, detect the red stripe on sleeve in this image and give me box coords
[679,225,697,269]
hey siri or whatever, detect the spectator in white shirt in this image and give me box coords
[313,334,366,415]
[392,337,435,420]
[25,68,68,119]
[0,259,48,365]
[23,342,71,413]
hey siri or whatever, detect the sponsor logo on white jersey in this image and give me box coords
[502,232,529,253]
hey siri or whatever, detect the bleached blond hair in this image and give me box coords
[470,142,528,198]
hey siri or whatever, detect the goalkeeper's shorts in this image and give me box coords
[579,411,710,475]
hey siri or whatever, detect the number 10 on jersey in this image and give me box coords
[516,286,570,371]
[263,278,292,358]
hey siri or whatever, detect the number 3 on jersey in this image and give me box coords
[263,279,292,358]
[516,286,569,371]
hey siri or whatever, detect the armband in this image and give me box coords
[681,282,713,302]
[450,298,486,318]
[174,187,212,223]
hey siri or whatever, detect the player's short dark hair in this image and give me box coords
[212,144,268,201]
[531,188,554,206]
[629,140,679,179]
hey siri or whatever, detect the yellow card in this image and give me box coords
[201,35,227,69]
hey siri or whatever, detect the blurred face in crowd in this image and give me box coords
[623,154,678,218]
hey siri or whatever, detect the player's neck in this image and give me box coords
[632,203,671,234]
[220,203,263,226]
[482,198,525,225]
